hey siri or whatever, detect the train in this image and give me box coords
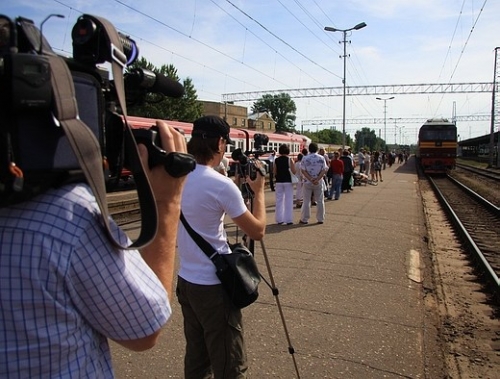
[457,131,499,164]
[416,118,457,174]
[126,116,312,177]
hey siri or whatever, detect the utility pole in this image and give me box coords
[376,96,395,151]
[490,47,500,167]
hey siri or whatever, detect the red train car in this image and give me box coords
[125,116,311,177]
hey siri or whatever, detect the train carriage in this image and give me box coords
[416,118,457,173]
[126,116,311,177]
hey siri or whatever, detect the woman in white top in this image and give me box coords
[273,144,296,225]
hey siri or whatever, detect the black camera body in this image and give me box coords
[231,133,269,180]
[132,127,195,178]
[231,148,267,181]
[0,14,191,206]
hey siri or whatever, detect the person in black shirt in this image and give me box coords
[340,150,354,193]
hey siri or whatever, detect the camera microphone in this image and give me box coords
[231,148,242,160]
[232,148,247,164]
[125,68,185,98]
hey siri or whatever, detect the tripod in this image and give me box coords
[236,168,301,379]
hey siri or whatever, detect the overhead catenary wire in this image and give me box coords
[53,0,341,115]
[434,0,489,117]
[224,0,342,81]
[47,0,492,138]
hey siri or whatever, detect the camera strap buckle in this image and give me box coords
[110,43,127,69]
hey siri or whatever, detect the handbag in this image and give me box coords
[180,212,261,308]
[289,159,299,184]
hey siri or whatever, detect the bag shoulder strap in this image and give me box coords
[180,212,217,259]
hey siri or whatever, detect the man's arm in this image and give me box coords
[138,120,187,298]
[114,121,187,351]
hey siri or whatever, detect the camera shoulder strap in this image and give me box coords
[48,16,158,250]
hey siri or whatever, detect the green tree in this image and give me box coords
[126,58,203,122]
[301,128,344,145]
[354,127,384,151]
[252,93,297,132]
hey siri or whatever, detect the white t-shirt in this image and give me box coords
[177,164,248,285]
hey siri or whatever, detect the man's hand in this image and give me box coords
[137,120,188,300]
[245,160,265,194]
[137,120,188,205]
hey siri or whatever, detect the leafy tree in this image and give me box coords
[354,127,384,151]
[252,93,297,132]
[126,58,202,122]
[302,128,344,145]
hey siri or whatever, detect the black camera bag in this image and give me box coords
[180,212,261,309]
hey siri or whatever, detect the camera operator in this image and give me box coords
[176,115,266,378]
[0,121,187,378]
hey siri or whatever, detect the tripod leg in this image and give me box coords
[258,239,301,379]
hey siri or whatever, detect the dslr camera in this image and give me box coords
[231,133,269,180]
[0,13,194,206]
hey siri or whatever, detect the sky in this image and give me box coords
[4,0,500,145]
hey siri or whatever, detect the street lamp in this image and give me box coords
[39,14,65,54]
[376,96,395,150]
[325,22,367,149]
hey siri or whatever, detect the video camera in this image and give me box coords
[0,13,195,206]
[231,133,269,180]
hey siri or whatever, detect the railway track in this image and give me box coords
[455,163,500,182]
[108,193,141,226]
[429,175,500,298]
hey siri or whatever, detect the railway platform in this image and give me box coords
[110,157,445,378]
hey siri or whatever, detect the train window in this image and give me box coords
[420,129,456,141]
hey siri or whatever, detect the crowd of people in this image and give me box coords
[271,144,409,225]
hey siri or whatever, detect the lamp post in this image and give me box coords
[376,96,395,150]
[39,14,65,54]
[325,22,367,149]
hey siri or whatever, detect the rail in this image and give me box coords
[428,175,500,299]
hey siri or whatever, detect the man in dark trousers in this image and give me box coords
[340,149,354,193]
